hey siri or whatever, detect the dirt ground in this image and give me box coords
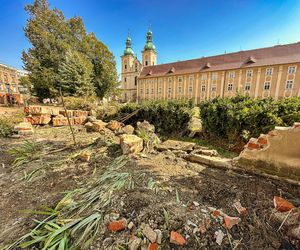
[0,125,299,249]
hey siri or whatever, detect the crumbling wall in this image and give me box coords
[237,122,300,181]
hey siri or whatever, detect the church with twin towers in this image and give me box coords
[121,30,300,103]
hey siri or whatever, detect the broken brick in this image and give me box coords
[107,218,127,232]
[223,215,241,229]
[257,136,268,145]
[274,196,295,212]
[170,231,186,246]
[148,243,158,250]
[247,138,260,149]
[212,210,220,217]
[79,151,91,162]
[107,120,122,131]
[233,200,247,215]
[293,122,300,129]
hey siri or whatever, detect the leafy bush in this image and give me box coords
[0,117,14,137]
[108,100,194,134]
[199,95,300,142]
[63,96,97,111]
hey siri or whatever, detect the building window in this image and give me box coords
[124,64,127,70]
[264,81,271,90]
[124,77,127,82]
[266,68,273,76]
[201,85,206,92]
[201,74,207,80]
[189,75,194,82]
[168,77,172,83]
[178,76,183,83]
[158,87,162,94]
[211,84,217,92]
[134,76,137,86]
[246,70,253,77]
[286,80,293,90]
[146,89,149,94]
[178,86,182,93]
[158,78,163,84]
[151,88,154,94]
[227,83,233,92]
[135,63,138,71]
[212,73,218,80]
[288,66,296,74]
[140,88,143,94]
[189,85,193,92]
[245,83,251,91]
[168,87,172,93]
[229,72,235,79]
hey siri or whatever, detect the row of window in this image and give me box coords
[138,66,297,85]
[139,79,296,95]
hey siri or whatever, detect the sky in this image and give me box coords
[1,0,300,75]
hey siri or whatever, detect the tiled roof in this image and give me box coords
[139,42,300,78]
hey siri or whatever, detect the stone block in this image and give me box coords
[120,134,143,155]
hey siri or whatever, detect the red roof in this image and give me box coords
[139,42,300,78]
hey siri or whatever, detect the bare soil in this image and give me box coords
[0,126,299,249]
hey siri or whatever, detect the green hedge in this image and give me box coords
[110,100,194,134]
[199,95,300,142]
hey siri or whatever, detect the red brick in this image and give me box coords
[148,243,158,250]
[223,216,241,229]
[170,231,186,246]
[212,210,220,217]
[257,137,268,145]
[52,117,69,127]
[108,219,127,232]
[274,196,295,212]
[107,120,122,131]
[247,142,260,149]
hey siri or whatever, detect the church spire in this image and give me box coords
[123,33,134,56]
[143,28,156,52]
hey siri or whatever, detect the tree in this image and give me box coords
[22,0,118,99]
[58,49,94,96]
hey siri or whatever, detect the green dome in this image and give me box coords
[123,47,134,56]
[144,42,156,51]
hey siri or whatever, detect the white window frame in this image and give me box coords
[201,85,206,92]
[245,83,251,91]
[146,89,149,94]
[211,73,218,80]
[263,81,271,90]
[168,87,172,93]
[266,68,273,76]
[168,77,172,83]
[246,70,253,77]
[227,83,233,92]
[201,74,207,80]
[140,88,143,94]
[288,66,296,74]
[178,76,183,83]
[285,80,293,90]
[229,71,235,79]
[158,87,162,94]
[189,75,194,82]
[178,86,182,93]
[189,85,193,92]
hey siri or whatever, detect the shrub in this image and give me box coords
[199,95,300,142]
[63,96,97,111]
[108,100,194,135]
[0,117,14,137]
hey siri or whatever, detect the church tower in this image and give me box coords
[120,35,141,102]
[142,30,157,67]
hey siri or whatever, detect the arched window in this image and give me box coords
[134,76,137,86]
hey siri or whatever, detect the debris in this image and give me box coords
[192,148,218,157]
[274,196,295,212]
[141,223,157,243]
[85,122,94,132]
[185,153,232,169]
[154,229,162,244]
[233,200,247,215]
[120,134,143,155]
[107,218,127,232]
[170,231,186,246]
[128,221,134,230]
[158,139,196,152]
[215,229,225,245]
[193,201,200,207]
[14,122,34,136]
[129,236,142,250]
[199,224,206,234]
[187,219,197,228]
[122,124,135,135]
[223,216,241,229]
[212,210,221,217]
[106,120,122,131]
[148,242,158,250]
[92,120,107,132]
[79,151,91,162]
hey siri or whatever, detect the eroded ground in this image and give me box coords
[0,126,299,249]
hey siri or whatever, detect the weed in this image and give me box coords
[0,117,14,137]
[8,140,41,167]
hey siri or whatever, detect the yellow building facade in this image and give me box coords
[137,42,300,102]
[0,63,23,104]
